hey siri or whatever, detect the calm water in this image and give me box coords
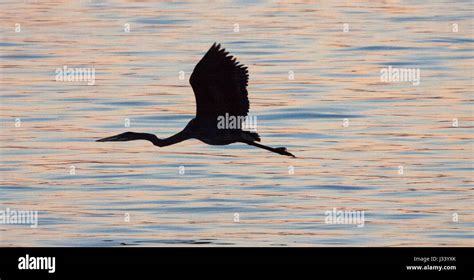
[0,0,473,246]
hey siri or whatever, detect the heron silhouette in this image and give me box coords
[97,43,295,157]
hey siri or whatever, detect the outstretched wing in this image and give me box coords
[189,43,249,122]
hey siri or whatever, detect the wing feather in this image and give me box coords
[189,43,250,123]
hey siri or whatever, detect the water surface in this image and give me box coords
[0,0,473,246]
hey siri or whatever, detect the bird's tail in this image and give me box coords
[241,131,261,142]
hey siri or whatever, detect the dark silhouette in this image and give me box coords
[97,43,295,157]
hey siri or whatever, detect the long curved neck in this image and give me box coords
[132,132,162,146]
[138,130,190,147]
[155,129,191,147]
[97,130,191,147]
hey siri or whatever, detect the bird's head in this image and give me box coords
[96,132,157,142]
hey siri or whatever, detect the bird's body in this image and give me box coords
[185,118,260,145]
[97,43,295,157]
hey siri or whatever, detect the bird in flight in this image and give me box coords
[97,43,295,157]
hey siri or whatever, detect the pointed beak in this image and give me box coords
[96,135,124,142]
